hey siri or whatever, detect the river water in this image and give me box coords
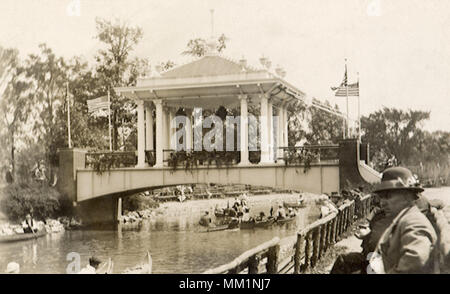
[0,195,318,274]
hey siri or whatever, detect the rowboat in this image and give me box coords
[206,219,240,232]
[240,217,275,229]
[275,216,296,225]
[122,251,152,274]
[254,217,276,228]
[214,207,239,218]
[0,229,47,243]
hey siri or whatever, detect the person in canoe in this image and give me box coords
[78,256,102,274]
[199,211,212,227]
[22,214,38,234]
[288,207,297,217]
[276,204,287,220]
[256,212,266,222]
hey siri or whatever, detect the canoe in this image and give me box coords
[122,251,152,274]
[240,217,276,229]
[276,216,296,225]
[0,229,47,243]
[283,201,306,209]
[96,258,114,274]
[240,220,255,229]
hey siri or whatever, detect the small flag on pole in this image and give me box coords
[333,81,359,97]
[87,96,110,117]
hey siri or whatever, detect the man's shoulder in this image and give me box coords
[399,206,437,237]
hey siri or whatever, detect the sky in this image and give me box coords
[0,0,449,132]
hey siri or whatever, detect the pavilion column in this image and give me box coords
[276,106,284,163]
[238,95,250,165]
[260,94,270,164]
[136,100,146,167]
[163,106,170,151]
[154,99,164,167]
[268,99,274,161]
[283,106,289,147]
[169,108,176,150]
[145,102,154,151]
[185,109,193,151]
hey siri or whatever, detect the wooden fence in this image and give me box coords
[204,195,372,274]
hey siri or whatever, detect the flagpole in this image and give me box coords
[345,59,349,139]
[67,82,72,148]
[357,72,361,141]
[108,87,112,151]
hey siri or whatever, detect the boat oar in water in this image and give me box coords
[122,251,152,274]
[96,258,114,274]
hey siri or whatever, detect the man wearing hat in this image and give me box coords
[331,167,438,274]
[367,167,437,274]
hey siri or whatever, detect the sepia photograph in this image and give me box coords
[0,0,449,281]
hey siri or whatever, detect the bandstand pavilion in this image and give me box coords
[115,40,307,168]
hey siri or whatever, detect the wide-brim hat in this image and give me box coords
[373,167,424,194]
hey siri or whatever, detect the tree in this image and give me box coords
[286,99,344,146]
[94,18,150,150]
[0,47,32,175]
[305,99,344,144]
[361,107,430,169]
[182,33,228,57]
[25,44,69,167]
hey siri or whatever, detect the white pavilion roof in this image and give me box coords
[115,54,306,109]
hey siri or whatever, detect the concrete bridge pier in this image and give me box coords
[57,148,123,227]
[77,196,122,228]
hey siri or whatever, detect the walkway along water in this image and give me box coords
[203,194,371,273]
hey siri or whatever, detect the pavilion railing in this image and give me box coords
[85,151,137,170]
[278,145,339,165]
[163,150,242,169]
[85,150,156,170]
[203,195,372,274]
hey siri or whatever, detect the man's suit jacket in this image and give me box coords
[379,205,437,274]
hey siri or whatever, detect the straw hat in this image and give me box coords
[5,262,20,274]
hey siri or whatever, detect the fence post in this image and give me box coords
[311,227,321,267]
[319,224,326,258]
[294,233,304,274]
[324,221,331,253]
[332,217,337,244]
[248,255,260,274]
[336,210,343,242]
[266,244,280,274]
[301,231,312,273]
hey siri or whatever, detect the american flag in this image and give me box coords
[333,81,359,97]
[331,65,359,97]
[87,95,110,116]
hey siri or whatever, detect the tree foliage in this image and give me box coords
[361,107,430,168]
[94,18,149,150]
[182,33,228,57]
[0,47,31,172]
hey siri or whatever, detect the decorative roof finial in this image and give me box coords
[205,9,219,56]
[210,9,215,39]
